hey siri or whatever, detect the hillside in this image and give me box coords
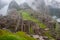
[0,9,56,40]
[0,0,59,40]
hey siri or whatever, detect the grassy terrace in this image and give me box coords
[21,11,55,40]
[22,11,46,29]
[0,11,55,40]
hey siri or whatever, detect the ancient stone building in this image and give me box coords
[7,9,19,19]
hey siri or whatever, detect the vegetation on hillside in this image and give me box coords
[18,11,55,40]
[0,29,36,40]
[0,0,60,40]
[21,11,46,29]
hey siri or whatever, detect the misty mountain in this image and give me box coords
[26,0,45,12]
[8,0,20,10]
[46,0,60,18]
[48,5,60,18]
[50,0,60,8]
[20,2,31,10]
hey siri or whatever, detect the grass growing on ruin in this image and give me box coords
[22,11,46,29]
[21,11,55,40]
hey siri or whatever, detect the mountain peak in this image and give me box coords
[20,2,31,9]
[8,0,20,10]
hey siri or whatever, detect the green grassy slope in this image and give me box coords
[22,11,46,29]
[21,11,55,40]
[0,30,36,40]
[0,10,55,40]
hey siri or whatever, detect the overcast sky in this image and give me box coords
[45,0,60,5]
[2,0,60,5]
[0,0,60,17]
[2,0,26,5]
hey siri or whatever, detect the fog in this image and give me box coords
[1,0,60,5]
[1,0,26,5]
[0,0,60,20]
[0,5,9,16]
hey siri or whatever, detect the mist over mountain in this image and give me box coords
[49,0,60,8]
[0,0,7,9]
[48,6,60,18]
[20,2,31,10]
[0,0,60,18]
[47,0,60,18]
[26,0,46,12]
[8,0,20,10]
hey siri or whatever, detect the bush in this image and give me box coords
[16,31,36,40]
[0,35,27,40]
[0,30,36,40]
[0,29,12,36]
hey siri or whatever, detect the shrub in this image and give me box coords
[0,30,36,40]
[0,29,12,36]
[16,31,36,40]
[0,30,27,40]
[0,35,27,40]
